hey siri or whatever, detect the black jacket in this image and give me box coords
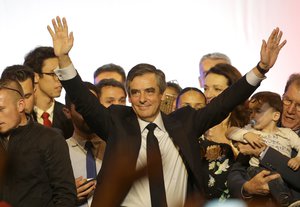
[0,118,76,207]
[62,73,258,206]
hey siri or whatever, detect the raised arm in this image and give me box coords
[47,17,111,140]
[47,16,73,68]
[254,27,287,77]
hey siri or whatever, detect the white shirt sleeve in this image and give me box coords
[227,127,249,143]
[54,64,77,81]
[54,63,264,86]
[246,70,266,86]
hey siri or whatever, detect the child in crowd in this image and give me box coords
[227,91,300,206]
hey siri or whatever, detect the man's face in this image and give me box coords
[37,57,62,98]
[199,58,229,88]
[0,90,22,134]
[281,83,300,131]
[177,90,206,110]
[99,86,126,108]
[20,79,34,114]
[129,73,162,122]
[249,102,277,131]
[94,72,124,85]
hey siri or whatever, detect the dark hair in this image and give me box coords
[94,63,126,83]
[24,46,56,74]
[0,78,24,99]
[96,78,127,98]
[126,63,166,96]
[176,87,206,108]
[206,63,242,86]
[65,82,98,108]
[166,81,182,95]
[206,63,248,127]
[1,65,34,87]
[284,73,300,93]
[250,91,283,113]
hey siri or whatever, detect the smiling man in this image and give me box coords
[281,73,300,135]
[48,17,286,206]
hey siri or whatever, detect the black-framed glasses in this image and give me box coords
[282,96,300,112]
[41,72,59,79]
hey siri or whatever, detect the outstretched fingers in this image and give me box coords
[47,25,55,39]
[62,17,69,35]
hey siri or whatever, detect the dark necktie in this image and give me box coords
[41,112,52,127]
[85,141,97,178]
[146,123,167,207]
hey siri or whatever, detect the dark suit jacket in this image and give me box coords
[62,73,258,206]
[228,148,300,199]
[33,101,74,139]
[0,118,76,206]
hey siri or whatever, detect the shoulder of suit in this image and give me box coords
[54,101,66,108]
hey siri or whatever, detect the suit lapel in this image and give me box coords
[161,113,195,174]
[123,110,142,163]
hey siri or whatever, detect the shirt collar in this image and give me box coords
[72,132,103,148]
[137,112,166,133]
[33,101,55,118]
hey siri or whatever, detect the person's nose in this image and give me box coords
[286,102,297,114]
[249,112,255,120]
[204,90,214,103]
[139,92,146,104]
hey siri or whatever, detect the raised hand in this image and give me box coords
[259,27,287,72]
[47,16,74,58]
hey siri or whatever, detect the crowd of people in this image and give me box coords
[0,16,300,207]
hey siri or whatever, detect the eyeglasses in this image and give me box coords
[41,72,59,79]
[282,96,300,112]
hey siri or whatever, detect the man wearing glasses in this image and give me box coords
[281,73,300,136]
[24,46,73,139]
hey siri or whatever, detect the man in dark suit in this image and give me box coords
[48,17,286,206]
[24,46,73,138]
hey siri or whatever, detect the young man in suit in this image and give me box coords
[48,16,286,206]
[24,46,74,138]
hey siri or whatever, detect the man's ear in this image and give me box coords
[273,111,281,122]
[62,107,71,119]
[34,73,39,84]
[17,99,25,113]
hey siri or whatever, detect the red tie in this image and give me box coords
[41,112,52,127]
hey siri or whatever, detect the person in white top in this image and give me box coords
[227,91,300,206]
